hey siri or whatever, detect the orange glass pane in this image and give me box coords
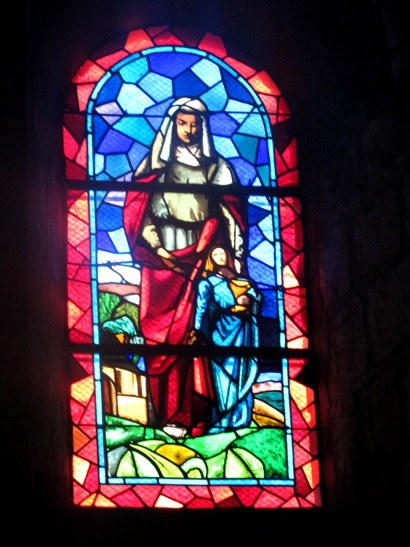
[153,30,184,46]
[286,315,304,341]
[146,25,169,38]
[75,138,87,169]
[68,279,91,310]
[300,430,318,455]
[274,149,288,176]
[279,201,298,228]
[76,84,96,112]
[302,402,316,428]
[210,485,234,504]
[78,439,99,465]
[277,169,299,186]
[95,50,128,70]
[63,126,79,160]
[259,93,279,114]
[71,376,94,405]
[161,485,195,505]
[134,485,161,507]
[303,459,320,490]
[282,220,303,251]
[254,490,284,508]
[282,138,297,170]
[198,32,227,58]
[73,455,90,485]
[232,486,261,507]
[94,494,116,508]
[124,29,154,53]
[112,489,144,508]
[248,71,281,95]
[73,60,106,84]
[283,265,299,288]
[288,336,308,349]
[225,56,256,78]
[73,425,90,453]
[292,308,307,332]
[67,214,89,248]
[288,358,307,379]
[68,300,84,329]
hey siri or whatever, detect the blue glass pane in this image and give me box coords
[247,205,269,225]
[97,251,132,265]
[256,371,281,382]
[230,157,257,186]
[247,256,276,286]
[149,52,199,78]
[209,113,238,136]
[119,57,149,84]
[109,228,130,253]
[113,117,155,146]
[128,141,149,170]
[174,70,208,97]
[117,84,155,114]
[257,164,270,186]
[105,154,131,179]
[232,134,259,163]
[258,214,274,242]
[100,115,121,126]
[97,203,124,230]
[138,72,173,102]
[250,240,275,267]
[97,230,117,252]
[260,290,278,319]
[213,136,238,159]
[136,356,146,372]
[97,129,134,154]
[237,112,266,137]
[222,71,253,103]
[200,82,228,111]
[248,195,271,210]
[104,191,127,207]
[256,139,269,165]
[95,102,123,115]
[144,97,175,117]
[95,74,122,105]
[146,116,163,131]
[225,99,253,114]
[93,116,109,149]
[96,192,107,208]
[96,173,110,181]
[248,224,265,251]
[191,58,221,86]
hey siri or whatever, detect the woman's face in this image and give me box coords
[211,247,227,267]
[175,112,201,145]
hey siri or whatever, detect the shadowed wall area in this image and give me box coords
[2,0,409,543]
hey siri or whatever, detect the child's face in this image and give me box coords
[211,247,227,267]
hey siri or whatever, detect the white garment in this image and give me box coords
[174,145,201,167]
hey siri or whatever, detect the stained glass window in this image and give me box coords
[65,26,320,509]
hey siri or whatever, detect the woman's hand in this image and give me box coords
[156,247,186,276]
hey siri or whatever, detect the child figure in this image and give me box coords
[190,246,262,432]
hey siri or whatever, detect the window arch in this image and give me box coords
[66,26,319,509]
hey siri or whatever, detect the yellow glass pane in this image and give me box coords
[71,376,94,405]
[73,455,90,485]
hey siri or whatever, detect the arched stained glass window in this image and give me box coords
[65,26,320,509]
